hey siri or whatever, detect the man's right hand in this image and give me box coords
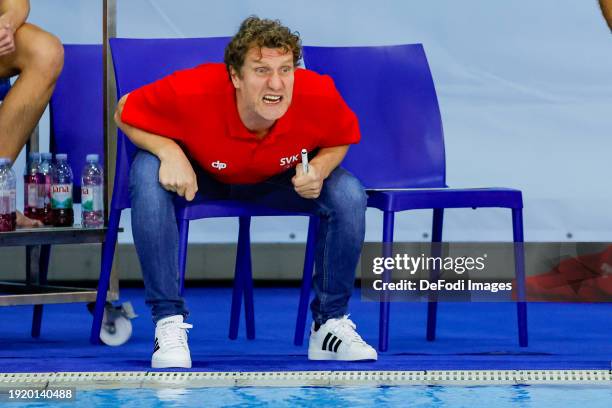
[158,147,198,201]
[0,17,16,56]
[114,94,198,201]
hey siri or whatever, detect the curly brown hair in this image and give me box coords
[224,16,302,77]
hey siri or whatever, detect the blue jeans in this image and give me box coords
[129,150,367,325]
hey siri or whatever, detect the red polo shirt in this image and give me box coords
[121,63,360,184]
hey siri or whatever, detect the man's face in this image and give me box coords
[230,46,295,125]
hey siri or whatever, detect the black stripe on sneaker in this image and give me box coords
[153,338,160,353]
[328,336,338,352]
[333,339,342,352]
[322,333,333,351]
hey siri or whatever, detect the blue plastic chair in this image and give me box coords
[303,44,527,351]
[90,38,318,344]
[50,45,105,197]
[0,78,10,100]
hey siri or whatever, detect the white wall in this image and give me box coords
[23,0,612,243]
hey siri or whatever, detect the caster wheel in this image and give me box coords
[100,313,132,346]
[88,301,138,346]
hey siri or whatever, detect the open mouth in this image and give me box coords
[262,94,283,104]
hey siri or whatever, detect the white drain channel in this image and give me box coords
[0,370,610,389]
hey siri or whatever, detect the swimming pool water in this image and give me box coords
[18,385,611,407]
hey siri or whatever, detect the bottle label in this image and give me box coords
[37,183,45,208]
[0,195,7,214]
[26,183,40,207]
[10,189,15,212]
[81,185,103,212]
[0,189,15,214]
[44,175,52,206]
[51,184,73,209]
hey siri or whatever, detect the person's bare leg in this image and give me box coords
[0,23,63,161]
[0,23,63,227]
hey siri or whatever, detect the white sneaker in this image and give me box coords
[151,315,192,368]
[308,315,377,361]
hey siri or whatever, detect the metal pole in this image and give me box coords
[103,0,120,298]
[103,0,117,226]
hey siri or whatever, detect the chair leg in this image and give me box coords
[241,218,255,340]
[31,244,51,338]
[426,209,444,342]
[229,216,252,339]
[177,219,190,297]
[294,216,319,346]
[90,209,121,344]
[379,211,395,352]
[512,208,528,347]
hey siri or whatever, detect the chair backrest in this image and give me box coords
[49,44,103,202]
[109,37,230,210]
[303,44,447,189]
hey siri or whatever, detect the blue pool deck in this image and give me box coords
[0,288,610,373]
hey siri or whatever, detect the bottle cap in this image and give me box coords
[86,154,99,162]
[0,157,11,166]
[56,153,68,161]
[28,152,40,160]
[41,152,52,161]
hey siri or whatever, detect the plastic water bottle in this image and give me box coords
[24,152,43,221]
[81,154,104,228]
[40,152,54,225]
[52,153,74,227]
[0,158,17,232]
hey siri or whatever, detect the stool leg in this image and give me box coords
[31,244,51,338]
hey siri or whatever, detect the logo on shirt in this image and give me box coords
[211,160,227,170]
[279,154,299,167]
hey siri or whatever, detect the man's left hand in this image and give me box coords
[292,163,324,199]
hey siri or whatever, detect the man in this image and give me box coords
[115,16,377,368]
[0,0,64,227]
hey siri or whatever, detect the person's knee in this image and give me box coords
[31,32,64,82]
[324,169,367,214]
[129,151,176,217]
[16,25,64,83]
[129,151,162,193]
